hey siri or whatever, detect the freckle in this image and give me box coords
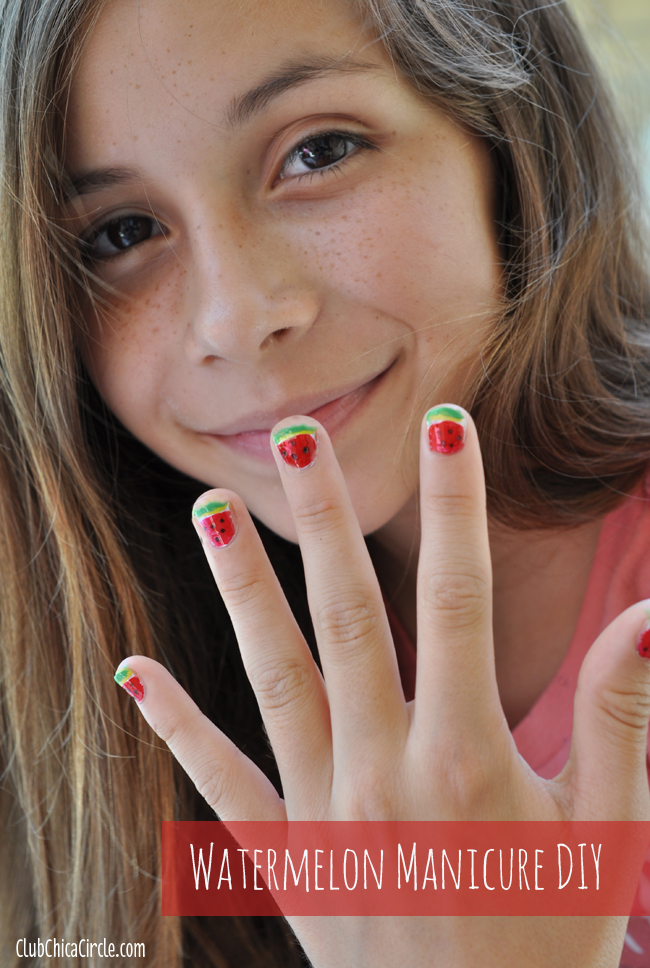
[135,84,140,89]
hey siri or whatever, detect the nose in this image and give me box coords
[183,217,320,365]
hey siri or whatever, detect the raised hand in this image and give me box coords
[115,407,650,968]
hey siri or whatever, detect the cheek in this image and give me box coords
[290,178,499,351]
[80,267,189,426]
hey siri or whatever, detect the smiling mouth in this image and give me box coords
[206,364,393,462]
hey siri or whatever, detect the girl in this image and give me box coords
[1,0,650,965]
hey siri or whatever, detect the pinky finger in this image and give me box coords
[114,655,286,822]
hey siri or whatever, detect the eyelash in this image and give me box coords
[81,129,378,262]
[277,129,378,183]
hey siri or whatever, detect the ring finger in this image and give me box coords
[192,490,332,810]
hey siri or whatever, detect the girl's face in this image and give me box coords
[65,0,501,541]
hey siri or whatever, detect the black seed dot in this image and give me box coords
[291,453,298,460]
[303,446,309,453]
[220,528,225,533]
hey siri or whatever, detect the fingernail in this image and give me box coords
[637,611,650,658]
[425,405,467,455]
[114,666,145,703]
[192,499,237,548]
[272,424,318,469]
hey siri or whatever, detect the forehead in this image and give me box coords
[70,0,381,115]
[66,0,391,173]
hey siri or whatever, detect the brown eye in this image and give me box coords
[294,134,348,171]
[83,214,165,260]
[280,131,378,181]
[107,216,153,250]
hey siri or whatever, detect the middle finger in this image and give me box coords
[271,416,408,759]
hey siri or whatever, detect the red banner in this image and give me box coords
[162,821,650,917]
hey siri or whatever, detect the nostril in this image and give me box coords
[261,327,290,350]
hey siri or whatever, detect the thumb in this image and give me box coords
[563,601,650,820]
[114,655,285,821]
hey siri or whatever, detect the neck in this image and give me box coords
[368,497,602,727]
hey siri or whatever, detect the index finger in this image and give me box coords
[414,405,502,739]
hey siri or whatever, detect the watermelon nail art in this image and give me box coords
[637,611,650,658]
[193,499,237,548]
[425,405,467,455]
[114,666,145,703]
[272,425,318,469]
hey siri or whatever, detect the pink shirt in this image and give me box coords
[386,475,650,965]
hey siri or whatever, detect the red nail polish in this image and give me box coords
[114,666,145,703]
[192,499,237,548]
[425,405,467,454]
[637,617,650,658]
[273,425,318,469]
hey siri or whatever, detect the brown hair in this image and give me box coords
[0,0,648,965]
[358,0,650,524]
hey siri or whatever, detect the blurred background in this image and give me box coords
[568,0,650,207]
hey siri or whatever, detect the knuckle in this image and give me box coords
[217,567,273,612]
[343,766,397,821]
[248,658,312,713]
[596,684,650,734]
[196,756,233,813]
[438,743,495,814]
[317,590,383,648]
[292,496,346,535]
[423,492,477,522]
[152,711,194,751]
[423,570,489,626]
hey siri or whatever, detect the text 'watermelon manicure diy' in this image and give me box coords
[114,667,145,704]
[192,500,237,548]
[273,425,318,469]
[425,405,467,454]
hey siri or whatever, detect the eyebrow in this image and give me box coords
[224,55,381,128]
[67,166,141,198]
[67,56,381,196]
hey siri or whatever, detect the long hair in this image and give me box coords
[358,0,650,524]
[0,0,648,965]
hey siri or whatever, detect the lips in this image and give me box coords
[206,364,392,462]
